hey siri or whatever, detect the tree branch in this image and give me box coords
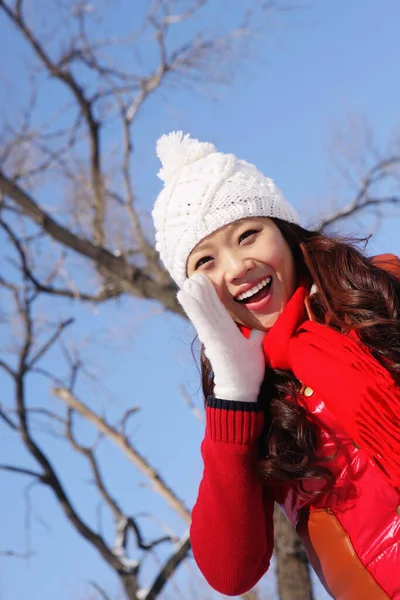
[0,359,16,378]
[0,172,181,314]
[28,318,74,368]
[142,532,191,600]
[115,516,175,554]
[89,581,113,600]
[0,0,105,244]
[52,387,191,523]
[7,291,126,574]
[317,195,400,232]
[0,549,35,559]
[13,377,124,571]
[317,155,400,231]
[0,406,19,430]
[65,407,125,522]
[0,464,46,480]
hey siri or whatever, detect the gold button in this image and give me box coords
[303,386,314,397]
[397,506,400,516]
[353,442,361,449]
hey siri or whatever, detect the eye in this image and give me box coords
[238,229,259,244]
[195,256,213,270]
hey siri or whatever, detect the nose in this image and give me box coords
[223,250,253,284]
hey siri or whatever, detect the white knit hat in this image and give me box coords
[152,131,300,288]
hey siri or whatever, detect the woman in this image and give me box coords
[152,131,400,599]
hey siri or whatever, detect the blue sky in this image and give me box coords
[0,1,399,599]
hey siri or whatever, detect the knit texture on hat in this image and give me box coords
[152,131,300,288]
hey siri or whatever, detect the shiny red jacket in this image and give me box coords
[190,255,400,599]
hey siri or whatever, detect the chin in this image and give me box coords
[234,304,283,331]
[258,312,280,330]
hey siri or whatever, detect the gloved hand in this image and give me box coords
[178,274,265,403]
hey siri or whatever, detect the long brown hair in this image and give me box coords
[200,219,400,500]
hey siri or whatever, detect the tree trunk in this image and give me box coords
[274,507,314,600]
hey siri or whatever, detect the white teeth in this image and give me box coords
[236,277,272,301]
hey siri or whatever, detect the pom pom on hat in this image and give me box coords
[152,131,300,288]
[156,131,216,184]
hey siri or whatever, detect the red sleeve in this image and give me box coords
[190,399,275,596]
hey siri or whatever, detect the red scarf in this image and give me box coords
[240,268,400,488]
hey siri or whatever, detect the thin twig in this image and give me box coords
[53,387,191,523]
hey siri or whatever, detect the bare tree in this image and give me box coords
[0,2,399,600]
[316,115,400,232]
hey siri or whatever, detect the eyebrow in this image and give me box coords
[191,220,260,257]
[190,242,214,256]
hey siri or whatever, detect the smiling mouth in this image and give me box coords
[235,276,272,304]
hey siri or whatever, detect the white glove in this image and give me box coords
[177,274,265,403]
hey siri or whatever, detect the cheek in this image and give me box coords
[280,251,296,294]
[260,238,289,270]
[201,273,227,306]
[263,240,295,289]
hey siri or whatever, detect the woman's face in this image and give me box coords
[187,217,296,331]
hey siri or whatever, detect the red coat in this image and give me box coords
[190,254,400,599]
